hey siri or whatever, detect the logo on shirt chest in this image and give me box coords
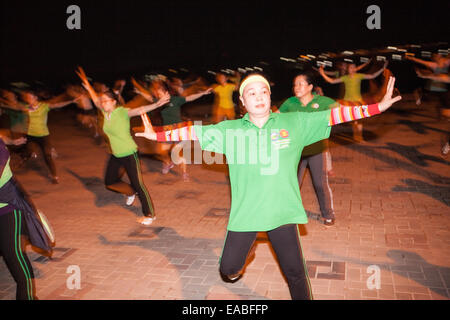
[271,129,291,149]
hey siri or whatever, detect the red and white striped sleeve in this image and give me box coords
[328,103,381,126]
[156,125,198,142]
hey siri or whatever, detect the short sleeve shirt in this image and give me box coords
[279,94,338,155]
[158,96,187,125]
[340,73,365,102]
[213,83,236,109]
[193,111,332,232]
[102,107,138,157]
[27,103,50,137]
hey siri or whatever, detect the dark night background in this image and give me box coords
[0,0,449,86]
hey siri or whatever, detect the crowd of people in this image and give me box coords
[0,49,448,300]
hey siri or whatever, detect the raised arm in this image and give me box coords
[364,60,388,80]
[328,77,401,126]
[185,88,213,102]
[318,66,343,84]
[75,67,101,108]
[312,66,338,76]
[131,77,154,102]
[355,58,372,71]
[127,92,171,118]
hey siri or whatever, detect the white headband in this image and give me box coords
[239,75,271,96]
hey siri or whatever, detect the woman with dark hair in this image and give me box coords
[76,67,170,225]
[5,89,77,184]
[278,71,337,226]
[135,73,401,299]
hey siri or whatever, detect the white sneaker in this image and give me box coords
[138,216,155,226]
[126,193,136,206]
[442,142,450,156]
[161,162,174,174]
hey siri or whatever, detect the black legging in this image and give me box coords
[298,152,335,220]
[26,135,57,177]
[0,210,36,300]
[219,224,313,300]
[104,152,155,217]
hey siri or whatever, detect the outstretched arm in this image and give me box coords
[0,134,26,146]
[328,77,401,126]
[127,92,171,118]
[45,93,79,109]
[416,70,450,83]
[135,114,198,142]
[318,66,343,84]
[405,55,438,70]
[185,88,213,102]
[0,97,28,111]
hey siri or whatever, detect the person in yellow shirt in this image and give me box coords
[319,60,388,142]
[211,71,240,123]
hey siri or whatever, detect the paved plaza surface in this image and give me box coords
[0,96,449,300]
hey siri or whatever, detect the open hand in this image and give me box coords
[378,77,402,112]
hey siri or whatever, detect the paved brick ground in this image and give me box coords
[0,96,449,300]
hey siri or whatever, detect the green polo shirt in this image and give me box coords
[158,96,187,125]
[193,111,331,232]
[102,107,138,157]
[27,103,50,137]
[279,94,338,155]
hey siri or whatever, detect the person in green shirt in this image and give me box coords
[10,90,77,184]
[279,71,338,226]
[76,67,170,226]
[136,73,401,299]
[319,60,388,142]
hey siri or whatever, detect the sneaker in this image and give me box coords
[138,216,155,226]
[324,218,335,226]
[51,176,59,184]
[441,142,450,156]
[51,148,58,159]
[126,193,136,206]
[182,172,190,182]
[161,162,174,174]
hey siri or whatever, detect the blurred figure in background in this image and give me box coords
[211,71,240,123]
[406,53,450,120]
[319,59,388,142]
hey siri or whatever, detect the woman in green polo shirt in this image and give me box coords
[279,71,338,226]
[76,67,170,226]
[136,73,401,299]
